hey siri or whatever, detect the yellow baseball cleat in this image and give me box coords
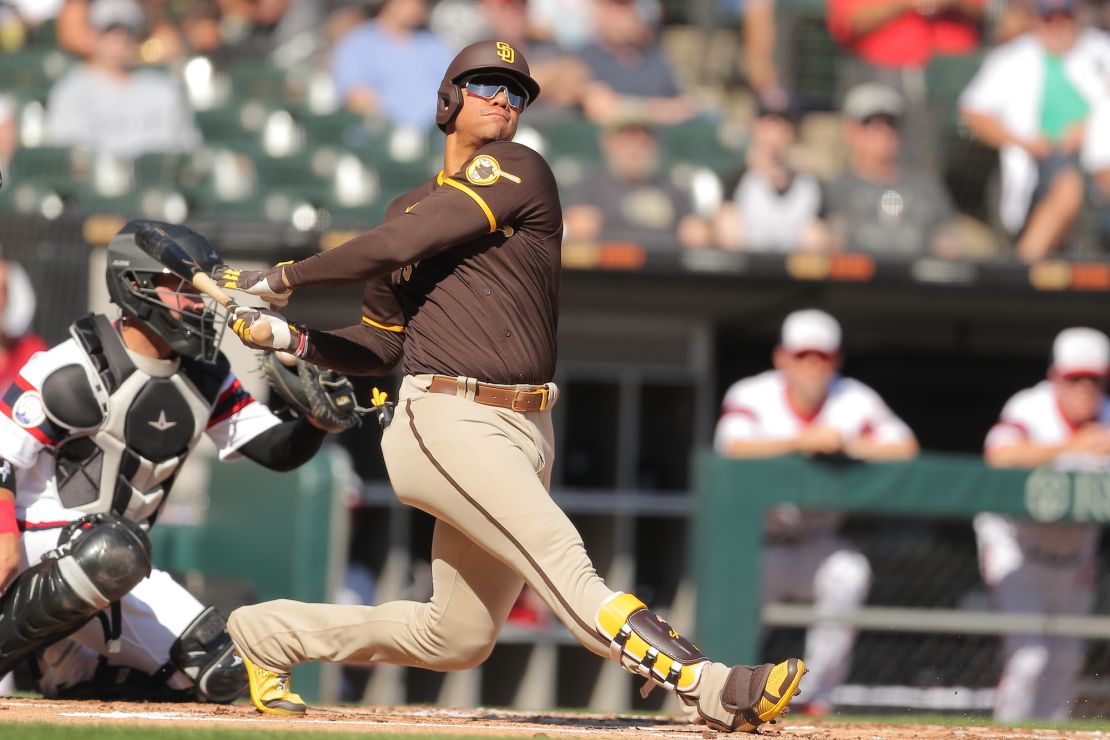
[752,658,807,725]
[238,650,307,715]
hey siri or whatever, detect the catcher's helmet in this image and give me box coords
[435,40,541,132]
[106,220,226,363]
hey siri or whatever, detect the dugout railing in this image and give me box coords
[695,453,1110,713]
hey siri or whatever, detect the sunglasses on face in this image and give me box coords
[463,77,529,111]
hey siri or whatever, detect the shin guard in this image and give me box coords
[595,592,708,698]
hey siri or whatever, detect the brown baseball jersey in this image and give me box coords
[287,140,562,385]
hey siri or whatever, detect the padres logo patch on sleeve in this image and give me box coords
[465,155,521,186]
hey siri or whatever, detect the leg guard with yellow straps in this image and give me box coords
[595,592,708,698]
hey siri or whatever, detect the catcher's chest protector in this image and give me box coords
[40,315,223,522]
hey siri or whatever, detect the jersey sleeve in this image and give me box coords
[205,371,283,460]
[283,142,559,289]
[713,383,761,452]
[305,277,405,376]
[0,348,70,468]
[851,383,915,445]
[958,45,1009,116]
[984,393,1031,452]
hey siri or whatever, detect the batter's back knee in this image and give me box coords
[0,514,152,673]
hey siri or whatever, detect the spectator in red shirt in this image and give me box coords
[827,0,986,168]
[0,260,46,394]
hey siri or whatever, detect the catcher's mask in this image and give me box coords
[435,39,541,133]
[105,220,227,363]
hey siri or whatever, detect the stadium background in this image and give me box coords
[1,0,1110,722]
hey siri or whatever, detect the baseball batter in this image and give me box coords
[977,327,1109,721]
[0,222,353,702]
[714,309,918,715]
[216,40,806,731]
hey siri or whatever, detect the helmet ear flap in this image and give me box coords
[436,80,463,132]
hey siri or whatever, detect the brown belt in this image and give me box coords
[428,375,550,412]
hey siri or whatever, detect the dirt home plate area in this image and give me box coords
[1,700,1105,740]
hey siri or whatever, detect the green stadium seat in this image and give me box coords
[9,146,75,189]
[228,63,290,101]
[535,118,602,164]
[194,105,263,147]
[0,50,68,92]
[132,152,186,189]
[658,118,741,175]
[926,52,986,128]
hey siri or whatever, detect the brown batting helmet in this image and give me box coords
[435,40,542,132]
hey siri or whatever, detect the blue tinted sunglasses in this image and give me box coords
[463,77,529,111]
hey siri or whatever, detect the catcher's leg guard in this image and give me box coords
[595,592,709,696]
[0,514,152,674]
[165,607,248,703]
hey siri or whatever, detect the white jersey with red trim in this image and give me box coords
[0,322,281,527]
[714,370,914,449]
[714,370,914,541]
[980,380,1106,565]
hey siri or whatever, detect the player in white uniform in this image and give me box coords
[0,221,334,701]
[977,327,1110,722]
[714,309,918,716]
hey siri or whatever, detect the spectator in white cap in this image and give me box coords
[976,326,1110,721]
[45,0,201,159]
[825,83,960,258]
[713,308,917,717]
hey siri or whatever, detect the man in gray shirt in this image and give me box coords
[826,83,958,258]
[45,0,200,159]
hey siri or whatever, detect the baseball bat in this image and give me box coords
[133,224,273,344]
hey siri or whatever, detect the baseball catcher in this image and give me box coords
[0,220,354,702]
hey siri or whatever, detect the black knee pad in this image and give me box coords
[169,607,247,703]
[0,514,152,674]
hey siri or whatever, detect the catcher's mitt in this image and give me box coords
[261,351,363,433]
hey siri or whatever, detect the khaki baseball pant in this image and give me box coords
[227,375,734,716]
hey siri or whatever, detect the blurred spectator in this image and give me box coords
[714,309,917,717]
[0,260,46,394]
[58,0,186,64]
[826,83,960,258]
[827,0,986,167]
[0,0,64,50]
[960,0,1110,262]
[216,0,325,68]
[0,95,17,175]
[45,0,201,158]
[330,0,453,131]
[715,96,829,252]
[562,119,713,250]
[528,0,594,49]
[742,0,786,106]
[577,0,698,127]
[977,327,1109,722]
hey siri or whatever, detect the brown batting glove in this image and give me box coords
[228,304,308,356]
[214,262,293,307]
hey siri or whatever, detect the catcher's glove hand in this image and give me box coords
[261,352,365,433]
[214,262,293,307]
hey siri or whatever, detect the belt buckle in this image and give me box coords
[513,386,548,412]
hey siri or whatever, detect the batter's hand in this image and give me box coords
[214,263,293,308]
[0,533,19,593]
[228,305,306,355]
